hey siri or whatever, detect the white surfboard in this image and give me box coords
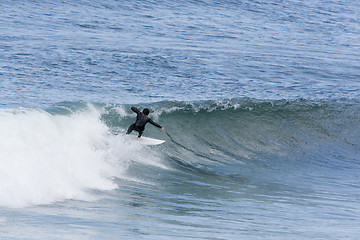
[126,134,165,145]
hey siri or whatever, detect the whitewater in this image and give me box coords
[1,0,360,239]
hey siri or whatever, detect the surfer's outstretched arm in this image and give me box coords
[149,119,165,132]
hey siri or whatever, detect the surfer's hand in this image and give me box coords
[136,106,141,110]
[161,127,165,132]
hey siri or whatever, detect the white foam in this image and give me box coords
[151,106,184,120]
[0,105,166,208]
[113,105,132,118]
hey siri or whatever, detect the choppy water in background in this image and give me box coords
[1,0,360,107]
[1,0,360,239]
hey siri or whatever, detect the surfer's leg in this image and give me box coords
[137,131,143,138]
[126,124,135,134]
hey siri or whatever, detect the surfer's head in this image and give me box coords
[143,108,150,115]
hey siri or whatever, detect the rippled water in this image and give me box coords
[1,0,359,239]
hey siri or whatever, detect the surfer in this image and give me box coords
[126,107,165,138]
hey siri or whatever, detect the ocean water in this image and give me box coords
[0,0,359,239]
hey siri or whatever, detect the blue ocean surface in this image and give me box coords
[1,0,359,239]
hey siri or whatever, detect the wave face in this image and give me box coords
[0,99,359,209]
[143,99,360,196]
[154,99,360,168]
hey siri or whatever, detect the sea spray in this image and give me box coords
[0,107,113,207]
[0,104,166,208]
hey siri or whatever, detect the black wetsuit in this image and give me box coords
[126,107,162,138]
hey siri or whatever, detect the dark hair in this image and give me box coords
[143,108,150,115]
